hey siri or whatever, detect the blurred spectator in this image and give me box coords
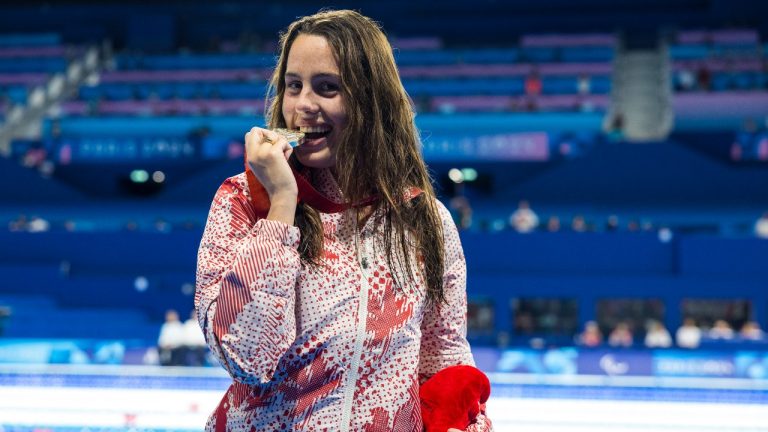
[696,64,711,91]
[606,113,624,142]
[708,319,735,340]
[605,215,619,232]
[158,309,185,366]
[524,69,542,97]
[677,68,695,91]
[8,214,28,232]
[514,311,535,335]
[63,219,77,232]
[154,218,171,233]
[180,220,198,231]
[740,321,765,340]
[449,191,473,231]
[644,320,672,348]
[546,215,561,232]
[758,135,768,161]
[658,227,674,243]
[22,144,47,169]
[676,318,702,348]
[523,68,542,113]
[577,321,603,347]
[577,74,591,95]
[730,141,743,161]
[754,212,768,239]
[571,214,588,232]
[627,220,640,232]
[0,305,10,336]
[183,310,208,366]
[510,200,539,233]
[467,301,494,333]
[27,215,50,233]
[608,322,633,347]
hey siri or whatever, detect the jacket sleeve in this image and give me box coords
[466,412,493,432]
[195,176,301,384]
[419,202,494,432]
[418,200,474,382]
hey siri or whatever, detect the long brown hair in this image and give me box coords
[266,10,446,304]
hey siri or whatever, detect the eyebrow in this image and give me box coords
[285,72,340,80]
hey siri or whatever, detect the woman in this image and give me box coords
[196,10,491,431]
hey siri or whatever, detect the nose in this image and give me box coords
[295,87,320,115]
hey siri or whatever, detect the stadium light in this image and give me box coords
[461,168,478,182]
[152,171,166,183]
[448,168,464,183]
[130,170,149,183]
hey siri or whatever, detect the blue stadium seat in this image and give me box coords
[459,49,520,63]
[394,50,461,66]
[120,54,276,70]
[403,78,525,96]
[542,77,578,94]
[0,57,67,73]
[590,76,612,93]
[560,47,614,62]
[6,85,28,104]
[521,47,557,62]
[669,44,710,60]
[0,33,61,47]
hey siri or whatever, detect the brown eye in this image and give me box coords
[318,81,339,93]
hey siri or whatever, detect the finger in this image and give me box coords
[261,129,293,155]
[261,128,284,145]
[245,126,262,142]
[282,145,294,161]
[245,127,263,152]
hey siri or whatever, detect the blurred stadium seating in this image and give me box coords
[0,1,766,430]
[0,0,766,384]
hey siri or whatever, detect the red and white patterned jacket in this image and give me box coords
[195,169,491,431]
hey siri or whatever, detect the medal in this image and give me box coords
[272,128,305,148]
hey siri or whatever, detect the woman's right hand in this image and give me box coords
[245,127,298,224]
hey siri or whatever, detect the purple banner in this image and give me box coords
[423,132,550,162]
[577,350,653,376]
[496,348,578,374]
[653,352,736,378]
[520,34,616,47]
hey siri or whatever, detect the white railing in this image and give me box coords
[0,40,111,157]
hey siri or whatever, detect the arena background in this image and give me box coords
[0,0,767,430]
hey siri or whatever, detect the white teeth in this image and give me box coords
[299,126,331,133]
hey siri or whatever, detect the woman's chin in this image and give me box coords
[296,148,336,169]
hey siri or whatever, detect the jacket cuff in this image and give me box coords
[253,219,300,248]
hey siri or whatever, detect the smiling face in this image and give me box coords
[281,34,348,169]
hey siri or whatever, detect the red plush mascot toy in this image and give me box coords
[419,365,491,432]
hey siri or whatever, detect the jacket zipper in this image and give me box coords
[339,232,370,432]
